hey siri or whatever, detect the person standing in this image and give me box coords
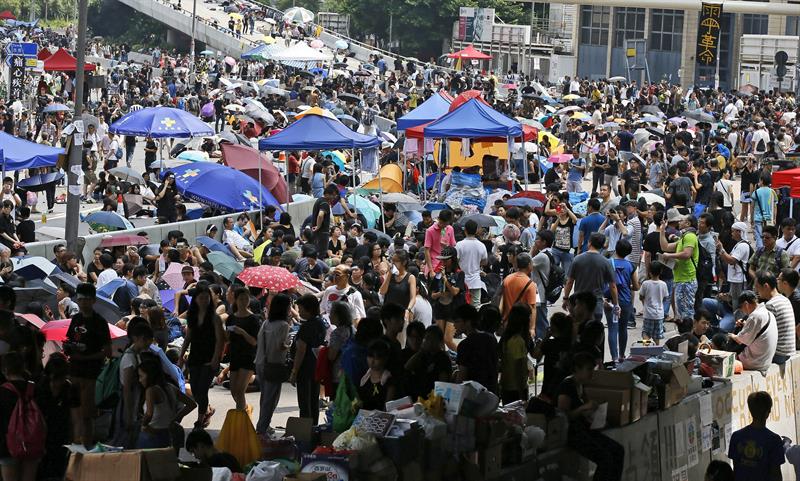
[717,222,752,310]
[179,284,224,430]
[455,219,488,308]
[659,212,699,320]
[226,288,260,414]
[501,253,538,337]
[562,233,619,323]
[728,392,785,481]
[66,283,111,448]
[423,210,456,278]
[255,294,291,436]
[751,173,776,250]
[531,230,554,339]
[311,185,337,260]
[566,149,585,193]
[290,295,326,425]
[577,198,605,254]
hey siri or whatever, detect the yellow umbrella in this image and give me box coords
[563,94,580,101]
[570,112,591,120]
[294,106,337,120]
[538,131,560,147]
[253,240,270,265]
[261,35,276,45]
[361,164,403,192]
[228,12,243,20]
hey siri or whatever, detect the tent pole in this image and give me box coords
[422,152,426,203]
[284,150,290,213]
[378,169,386,234]
[258,151,263,233]
[522,137,528,192]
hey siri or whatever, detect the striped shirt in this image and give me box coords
[766,294,796,357]
[625,215,642,267]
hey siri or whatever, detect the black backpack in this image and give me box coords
[540,251,565,304]
[694,241,715,283]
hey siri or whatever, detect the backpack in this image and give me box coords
[95,356,122,409]
[749,246,785,286]
[693,241,715,283]
[115,146,124,160]
[2,382,46,460]
[540,251,565,304]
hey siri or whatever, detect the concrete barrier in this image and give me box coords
[26,199,315,263]
[603,412,661,481]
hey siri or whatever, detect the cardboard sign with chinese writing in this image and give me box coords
[696,2,724,66]
[7,55,25,101]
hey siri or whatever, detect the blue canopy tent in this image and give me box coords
[0,132,63,171]
[164,163,281,212]
[422,98,525,193]
[259,112,382,229]
[396,91,452,131]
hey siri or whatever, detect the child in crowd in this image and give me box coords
[728,391,784,481]
[358,339,395,411]
[639,260,670,344]
[604,239,638,361]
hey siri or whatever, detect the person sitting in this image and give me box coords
[221,216,252,261]
[726,291,777,374]
[185,429,242,473]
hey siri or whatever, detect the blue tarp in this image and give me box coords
[0,132,63,171]
[397,91,451,131]
[258,113,381,151]
[422,99,523,139]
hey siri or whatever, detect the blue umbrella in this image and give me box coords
[332,202,354,215]
[82,211,134,232]
[11,256,61,280]
[17,172,64,192]
[109,106,214,139]
[423,202,449,211]
[196,235,235,257]
[160,289,192,312]
[505,197,543,208]
[163,163,281,212]
[97,278,128,299]
[43,103,70,113]
[309,67,328,77]
[185,207,206,220]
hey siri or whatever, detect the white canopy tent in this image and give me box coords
[270,42,332,64]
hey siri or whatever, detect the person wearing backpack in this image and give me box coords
[751,173,776,250]
[717,222,753,310]
[0,351,45,481]
[695,213,718,310]
[531,230,559,340]
[136,359,195,449]
[748,225,790,282]
[290,294,326,426]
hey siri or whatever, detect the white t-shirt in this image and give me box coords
[223,229,252,252]
[300,157,315,180]
[776,236,800,261]
[455,237,488,290]
[714,179,735,208]
[96,268,118,289]
[412,295,432,327]
[639,279,668,320]
[727,241,751,283]
[319,284,366,321]
[737,304,777,373]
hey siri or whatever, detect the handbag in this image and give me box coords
[262,362,290,383]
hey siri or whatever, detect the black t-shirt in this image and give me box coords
[16,219,34,243]
[620,167,642,193]
[456,331,498,393]
[228,313,260,363]
[144,139,157,165]
[556,376,589,431]
[642,231,674,280]
[406,350,452,401]
[695,171,713,205]
[541,336,571,399]
[0,214,15,249]
[311,198,332,233]
[741,168,760,196]
[292,316,326,378]
[208,452,242,473]
[66,310,111,378]
[606,156,619,176]
[544,167,561,187]
[593,154,608,174]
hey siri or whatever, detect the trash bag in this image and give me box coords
[245,461,289,481]
[216,409,262,468]
[332,377,359,433]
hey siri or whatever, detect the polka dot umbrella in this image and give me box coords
[237,265,300,291]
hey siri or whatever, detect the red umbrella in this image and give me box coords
[40,319,127,342]
[0,10,16,19]
[511,191,546,204]
[221,143,291,204]
[237,265,300,291]
[17,313,45,329]
[99,233,150,248]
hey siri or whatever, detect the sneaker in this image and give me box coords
[627,321,637,329]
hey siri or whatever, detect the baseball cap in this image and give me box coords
[666,208,686,223]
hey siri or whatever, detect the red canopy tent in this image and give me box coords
[43,48,96,72]
[0,10,16,20]
[448,44,492,60]
[449,89,490,111]
[37,48,53,61]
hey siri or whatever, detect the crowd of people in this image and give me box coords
[0,13,800,481]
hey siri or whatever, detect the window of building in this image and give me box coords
[787,16,799,36]
[580,5,610,46]
[649,9,684,52]
[613,8,645,48]
[742,14,768,34]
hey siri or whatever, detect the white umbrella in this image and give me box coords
[283,6,314,23]
[608,76,626,82]
[265,18,277,25]
[225,104,246,112]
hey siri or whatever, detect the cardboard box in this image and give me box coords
[444,414,476,452]
[586,369,636,390]
[545,413,568,448]
[301,453,350,481]
[632,382,651,422]
[378,424,424,466]
[654,363,691,409]
[286,417,315,445]
[434,381,478,415]
[698,349,736,378]
[629,344,666,357]
[477,443,502,480]
[475,418,509,448]
[65,448,179,481]
[284,475,327,481]
[177,466,212,481]
[584,386,631,427]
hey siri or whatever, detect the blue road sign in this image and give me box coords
[4,42,37,57]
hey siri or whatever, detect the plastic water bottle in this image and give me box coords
[41,212,46,224]
[117,193,125,216]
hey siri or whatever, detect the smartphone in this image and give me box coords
[226,326,235,332]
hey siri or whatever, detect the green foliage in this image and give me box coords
[87,0,166,51]
[324,0,526,59]
[0,0,90,21]
[273,0,320,12]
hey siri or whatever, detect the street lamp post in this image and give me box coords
[65,0,88,253]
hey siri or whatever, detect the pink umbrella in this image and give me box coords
[221,143,291,204]
[237,265,300,291]
[309,39,324,49]
[224,56,236,66]
[201,101,215,118]
[41,319,127,342]
[548,154,572,164]
[162,263,199,290]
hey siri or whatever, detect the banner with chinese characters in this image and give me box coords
[7,55,25,101]
[696,2,723,66]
